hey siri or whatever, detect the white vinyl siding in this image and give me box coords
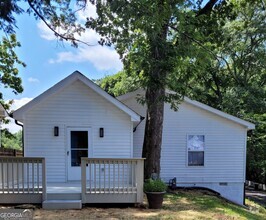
[122,97,247,183]
[23,80,133,182]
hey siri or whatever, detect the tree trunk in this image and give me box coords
[142,86,165,179]
[141,1,171,179]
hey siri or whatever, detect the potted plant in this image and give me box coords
[144,178,167,209]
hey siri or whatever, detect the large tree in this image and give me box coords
[86,0,226,178]
[94,0,265,181]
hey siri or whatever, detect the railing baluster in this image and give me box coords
[99,161,101,193]
[131,162,134,193]
[122,161,125,194]
[12,160,14,193]
[94,160,96,194]
[89,160,92,193]
[117,160,120,193]
[1,160,4,193]
[127,161,129,194]
[17,161,19,193]
[113,161,115,193]
[32,161,34,193]
[37,162,39,193]
[103,161,106,193]
[27,162,29,193]
[108,161,110,193]
[22,160,24,193]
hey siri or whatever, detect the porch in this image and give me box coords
[0,157,144,209]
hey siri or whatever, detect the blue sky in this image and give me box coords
[3,3,122,100]
[2,3,122,132]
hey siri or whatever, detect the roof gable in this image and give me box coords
[13,71,141,122]
[117,89,255,130]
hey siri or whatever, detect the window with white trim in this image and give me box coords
[187,135,204,166]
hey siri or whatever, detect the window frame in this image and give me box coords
[187,134,205,167]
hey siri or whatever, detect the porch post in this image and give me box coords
[81,157,86,203]
[135,159,144,203]
[42,158,47,201]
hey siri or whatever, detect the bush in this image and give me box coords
[144,178,167,192]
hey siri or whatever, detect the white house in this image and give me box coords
[5,71,254,207]
[13,71,141,182]
[118,89,255,205]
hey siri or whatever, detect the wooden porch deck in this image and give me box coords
[0,157,144,207]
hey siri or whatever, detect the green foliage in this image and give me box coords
[0,34,25,102]
[246,114,266,184]
[96,70,141,97]
[144,178,167,192]
[1,129,22,150]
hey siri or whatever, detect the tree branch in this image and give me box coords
[197,0,222,16]
[27,0,95,47]
[169,25,232,74]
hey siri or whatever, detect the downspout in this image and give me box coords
[133,116,145,132]
[14,120,24,157]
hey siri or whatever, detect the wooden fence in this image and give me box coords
[0,148,23,157]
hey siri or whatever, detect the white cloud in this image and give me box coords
[76,3,98,22]
[2,98,33,133]
[28,77,40,83]
[37,22,56,41]
[37,3,123,72]
[49,45,122,71]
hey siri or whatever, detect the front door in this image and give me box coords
[67,128,91,181]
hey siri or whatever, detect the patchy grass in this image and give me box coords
[157,190,266,220]
[2,190,266,219]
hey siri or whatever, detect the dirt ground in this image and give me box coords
[1,203,161,220]
[34,205,160,220]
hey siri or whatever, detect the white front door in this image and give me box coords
[67,128,91,181]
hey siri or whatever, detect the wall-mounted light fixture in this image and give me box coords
[54,126,59,136]
[99,127,104,138]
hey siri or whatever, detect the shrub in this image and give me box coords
[144,178,167,192]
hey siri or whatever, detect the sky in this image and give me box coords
[2,3,123,133]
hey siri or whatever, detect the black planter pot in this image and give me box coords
[145,191,165,209]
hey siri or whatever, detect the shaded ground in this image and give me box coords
[1,190,266,220]
[246,187,266,208]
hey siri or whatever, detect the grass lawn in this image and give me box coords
[2,189,265,219]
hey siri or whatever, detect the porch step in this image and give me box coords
[47,193,81,200]
[42,200,82,210]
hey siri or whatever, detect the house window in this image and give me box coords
[187,135,205,166]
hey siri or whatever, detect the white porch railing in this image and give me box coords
[81,158,144,203]
[0,157,46,203]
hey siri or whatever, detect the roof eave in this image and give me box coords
[117,89,255,130]
[184,97,255,130]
